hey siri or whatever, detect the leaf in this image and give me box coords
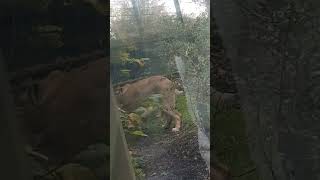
[130,130,148,137]
[119,52,129,62]
[120,69,131,72]
[128,113,142,124]
[148,94,163,103]
[33,25,63,33]
[120,69,131,77]
[134,107,147,115]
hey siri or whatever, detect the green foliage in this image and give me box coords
[141,96,162,108]
[131,156,146,180]
[33,25,63,32]
[15,0,50,12]
[25,25,64,53]
[138,97,165,137]
[119,52,130,62]
[176,95,195,130]
[110,0,209,75]
[120,69,131,77]
[213,109,259,180]
[121,112,143,130]
[148,13,209,61]
[130,131,148,137]
[28,33,64,49]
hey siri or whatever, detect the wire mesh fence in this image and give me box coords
[175,55,210,168]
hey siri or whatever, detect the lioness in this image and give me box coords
[16,58,108,159]
[114,76,182,132]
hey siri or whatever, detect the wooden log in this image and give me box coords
[9,50,106,84]
[113,71,180,88]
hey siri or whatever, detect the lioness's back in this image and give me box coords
[128,76,172,95]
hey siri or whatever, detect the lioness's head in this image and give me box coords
[114,84,131,104]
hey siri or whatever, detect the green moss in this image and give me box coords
[176,95,196,130]
[213,109,260,180]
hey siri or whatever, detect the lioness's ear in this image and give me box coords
[120,85,129,94]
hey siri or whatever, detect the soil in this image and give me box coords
[129,128,209,180]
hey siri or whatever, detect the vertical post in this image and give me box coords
[131,0,145,57]
[0,49,32,180]
[173,0,184,24]
[110,84,136,180]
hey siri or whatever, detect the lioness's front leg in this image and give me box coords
[172,111,182,132]
[161,110,172,129]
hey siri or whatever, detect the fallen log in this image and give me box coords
[113,71,180,88]
[9,50,106,85]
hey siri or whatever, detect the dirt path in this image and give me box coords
[130,129,209,180]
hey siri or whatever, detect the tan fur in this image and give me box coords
[115,76,182,132]
[21,58,108,159]
[211,163,232,180]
